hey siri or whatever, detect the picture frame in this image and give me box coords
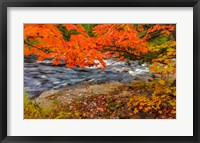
[0,0,199,142]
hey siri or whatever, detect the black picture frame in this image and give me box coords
[0,0,199,142]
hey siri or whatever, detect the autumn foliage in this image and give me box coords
[24,24,176,119]
[25,24,174,68]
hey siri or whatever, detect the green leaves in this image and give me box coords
[81,24,97,37]
[57,24,80,41]
[149,34,169,46]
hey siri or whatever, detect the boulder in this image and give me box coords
[89,82,124,95]
[35,90,59,110]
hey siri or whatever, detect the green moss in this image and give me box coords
[24,93,44,119]
[56,111,72,119]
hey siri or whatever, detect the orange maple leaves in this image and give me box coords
[24,24,175,69]
[145,24,175,40]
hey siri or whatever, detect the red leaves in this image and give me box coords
[101,101,106,105]
[98,95,103,99]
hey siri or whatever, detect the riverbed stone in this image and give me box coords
[89,82,124,95]
[35,90,59,110]
[130,80,144,85]
[36,81,129,110]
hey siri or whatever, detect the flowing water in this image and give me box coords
[24,58,151,98]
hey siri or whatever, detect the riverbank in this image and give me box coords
[24,81,148,119]
[24,78,176,119]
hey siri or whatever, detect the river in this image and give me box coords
[24,58,152,98]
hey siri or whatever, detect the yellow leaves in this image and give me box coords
[159,79,165,85]
[165,88,171,93]
[171,110,176,114]
[139,102,145,106]
[172,92,176,96]
[167,48,175,56]
[139,106,143,110]
[148,41,176,55]
[144,107,151,112]
[129,94,176,117]
[74,111,80,118]
[167,47,175,52]
[134,108,139,114]
[148,40,176,75]
[168,100,176,106]
[74,43,80,49]
[123,24,131,31]
[167,52,173,56]
[127,80,176,118]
